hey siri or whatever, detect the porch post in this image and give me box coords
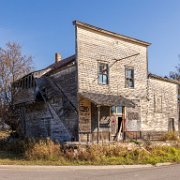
[122,106,126,141]
[109,106,111,142]
[97,105,101,144]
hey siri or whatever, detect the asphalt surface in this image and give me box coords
[0,164,179,180]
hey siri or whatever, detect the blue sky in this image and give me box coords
[0,0,179,76]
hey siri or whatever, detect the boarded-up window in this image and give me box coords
[168,118,175,131]
[126,102,141,131]
[154,95,162,113]
[79,98,91,132]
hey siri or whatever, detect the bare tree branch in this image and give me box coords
[0,42,33,126]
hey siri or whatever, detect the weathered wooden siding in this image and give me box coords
[79,97,91,133]
[17,63,78,142]
[19,103,51,138]
[76,25,148,132]
[91,104,111,143]
[50,64,78,140]
[78,97,91,142]
[143,77,179,132]
[126,99,141,131]
[79,101,111,143]
[13,88,36,105]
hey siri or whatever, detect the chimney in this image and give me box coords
[55,52,62,63]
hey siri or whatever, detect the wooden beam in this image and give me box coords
[122,106,126,141]
[97,105,101,144]
[109,106,111,142]
[113,53,140,62]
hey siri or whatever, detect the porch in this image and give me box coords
[78,92,135,143]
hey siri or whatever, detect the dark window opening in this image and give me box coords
[125,67,134,88]
[98,63,108,85]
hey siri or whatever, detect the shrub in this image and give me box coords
[69,144,131,162]
[25,139,61,160]
[0,130,11,151]
[78,150,91,161]
[0,140,7,151]
[5,139,27,154]
[75,145,103,161]
[64,149,76,160]
[161,132,179,141]
[1,138,36,154]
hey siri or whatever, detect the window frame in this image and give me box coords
[98,62,109,85]
[111,106,123,115]
[125,67,134,88]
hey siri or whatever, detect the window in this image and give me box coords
[125,67,134,88]
[116,106,122,114]
[98,63,108,85]
[111,106,116,114]
[111,106,122,114]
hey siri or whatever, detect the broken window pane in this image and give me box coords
[98,63,108,84]
[102,74,107,84]
[125,68,134,88]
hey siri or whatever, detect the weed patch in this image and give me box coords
[0,138,180,165]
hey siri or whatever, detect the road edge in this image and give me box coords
[0,162,176,169]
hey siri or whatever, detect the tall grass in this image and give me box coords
[160,132,179,141]
[25,139,61,160]
[0,137,180,165]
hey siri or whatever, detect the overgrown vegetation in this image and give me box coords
[0,136,180,165]
[160,132,179,141]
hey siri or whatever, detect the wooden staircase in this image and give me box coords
[35,77,74,142]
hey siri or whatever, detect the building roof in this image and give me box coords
[73,20,151,47]
[45,54,76,75]
[13,54,76,83]
[149,73,180,85]
[79,92,135,107]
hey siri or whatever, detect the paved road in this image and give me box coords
[0,164,179,180]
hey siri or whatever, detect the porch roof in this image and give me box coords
[79,92,135,107]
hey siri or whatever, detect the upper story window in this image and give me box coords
[98,63,109,85]
[125,67,134,88]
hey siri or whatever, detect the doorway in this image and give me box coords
[118,117,123,133]
[111,106,124,141]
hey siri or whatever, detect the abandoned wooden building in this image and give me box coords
[12,21,180,143]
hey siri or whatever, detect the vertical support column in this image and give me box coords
[109,106,111,142]
[97,105,101,144]
[122,106,126,141]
